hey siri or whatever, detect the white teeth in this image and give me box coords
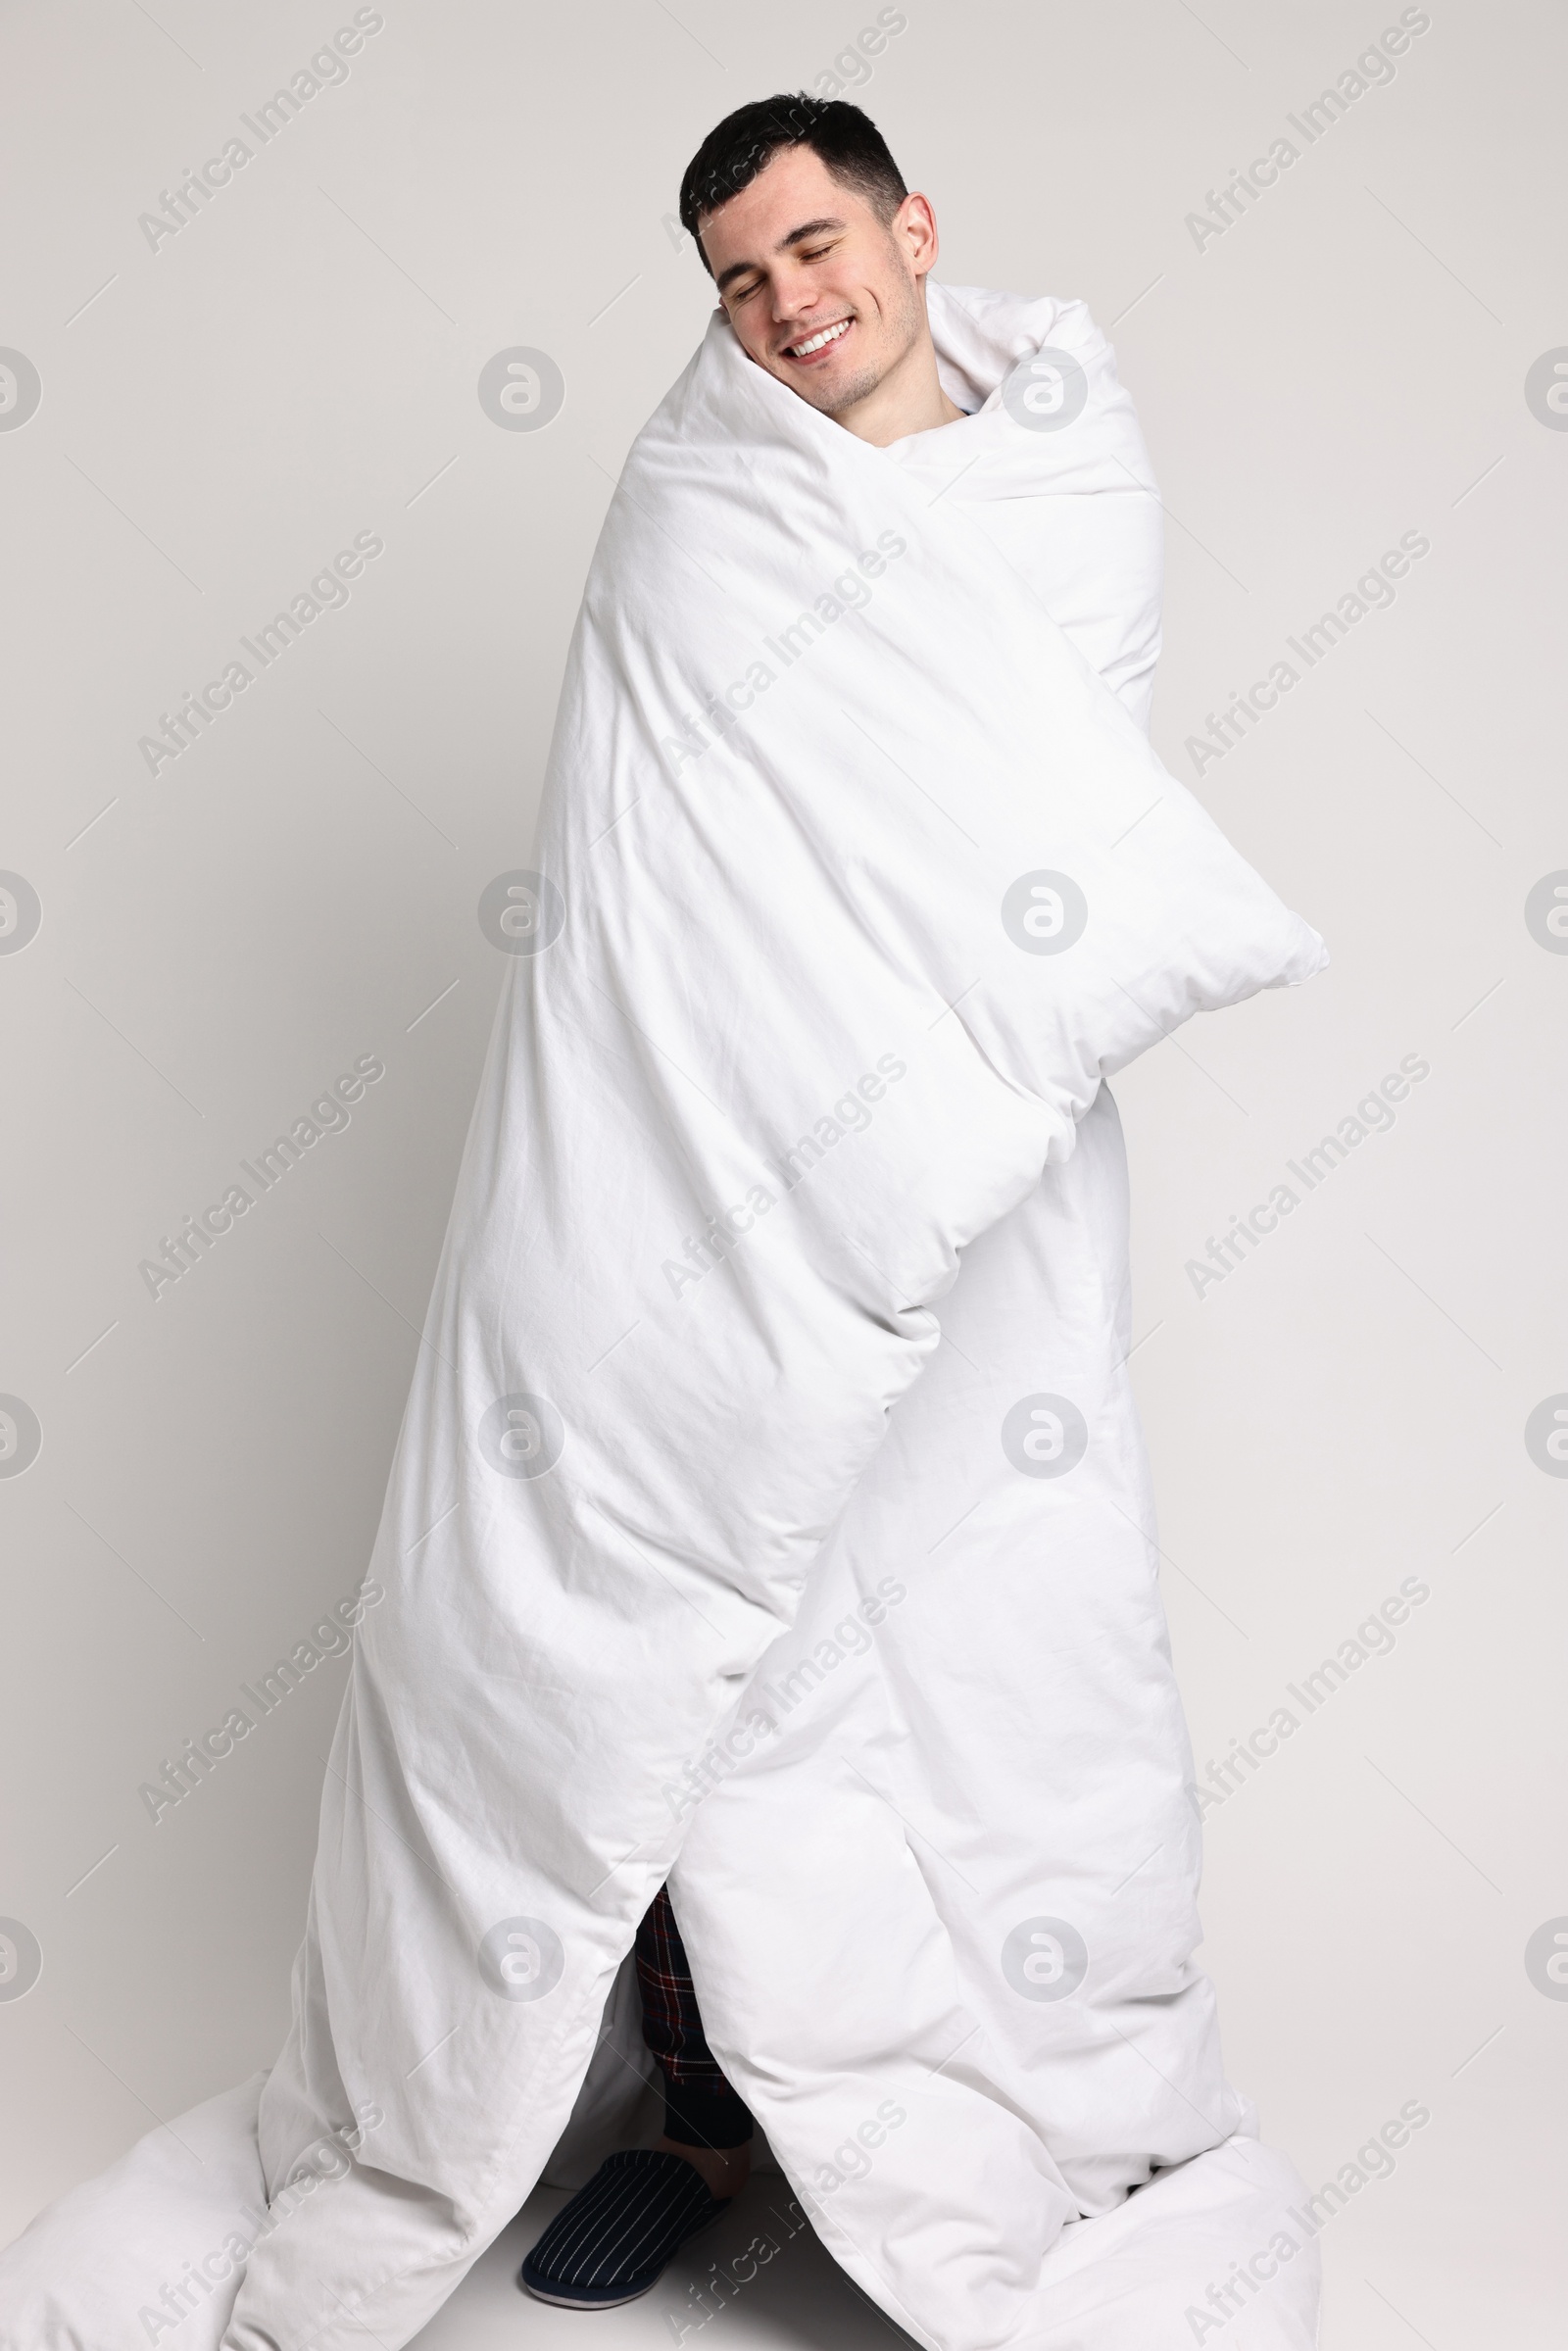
[788,318,851,357]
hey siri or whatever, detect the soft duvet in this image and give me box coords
[2,284,1326,2350]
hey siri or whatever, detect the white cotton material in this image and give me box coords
[0,285,1324,2351]
[0,2075,267,2350]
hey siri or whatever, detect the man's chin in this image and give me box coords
[781,360,883,417]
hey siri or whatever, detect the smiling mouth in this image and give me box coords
[782,317,853,361]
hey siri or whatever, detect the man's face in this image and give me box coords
[698,143,937,420]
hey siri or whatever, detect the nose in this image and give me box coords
[770,262,822,323]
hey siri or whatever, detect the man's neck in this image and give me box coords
[831,327,966,447]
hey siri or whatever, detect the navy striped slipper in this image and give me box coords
[518,2149,731,2309]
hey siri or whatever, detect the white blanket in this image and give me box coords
[1,285,1324,2351]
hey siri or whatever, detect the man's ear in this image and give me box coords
[899,191,940,277]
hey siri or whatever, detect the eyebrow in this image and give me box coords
[712,216,847,295]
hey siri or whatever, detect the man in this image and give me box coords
[0,91,1323,2351]
[519,93,1171,2319]
[517,94,1201,2320]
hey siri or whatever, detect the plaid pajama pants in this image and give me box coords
[633,1885,755,2149]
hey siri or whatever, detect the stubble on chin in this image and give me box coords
[821,276,925,416]
[799,359,883,416]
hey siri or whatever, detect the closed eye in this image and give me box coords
[726,242,842,310]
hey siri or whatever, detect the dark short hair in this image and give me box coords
[678,94,908,275]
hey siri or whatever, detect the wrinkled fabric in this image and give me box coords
[0,285,1323,2351]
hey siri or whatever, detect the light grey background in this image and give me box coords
[2,2,1563,2344]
